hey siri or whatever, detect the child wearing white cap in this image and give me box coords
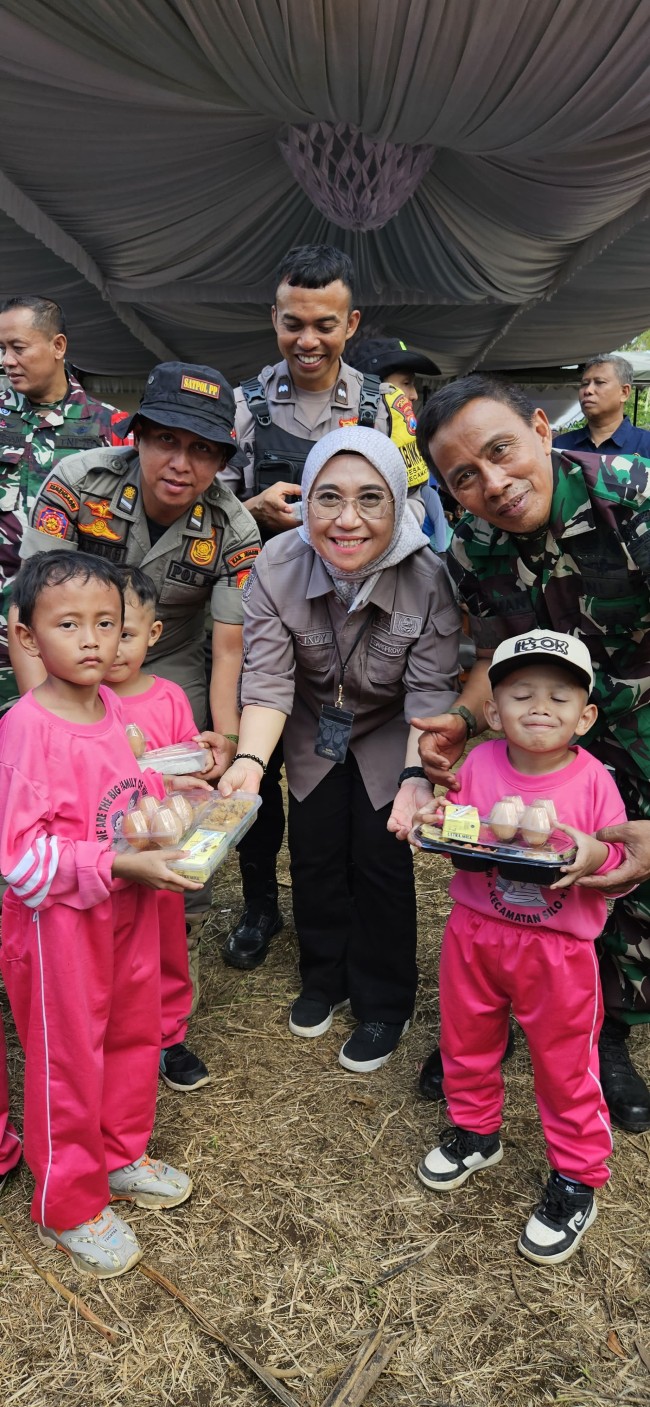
[415,629,628,1265]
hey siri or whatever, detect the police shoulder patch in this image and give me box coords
[35,505,70,539]
[45,480,80,515]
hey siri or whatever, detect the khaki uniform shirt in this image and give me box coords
[241,531,460,807]
[21,447,260,725]
[223,359,389,499]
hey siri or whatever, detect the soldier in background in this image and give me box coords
[414,374,650,1135]
[0,295,129,712]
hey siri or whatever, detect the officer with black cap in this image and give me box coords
[16,361,260,730]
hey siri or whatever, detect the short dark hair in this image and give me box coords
[580,353,633,388]
[274,245,356,302]
[0,295,66,338]
[12,551,124,627]
[416,374,537,475]
[116,565,158,612]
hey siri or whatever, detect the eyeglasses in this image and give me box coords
[309,489,393,521]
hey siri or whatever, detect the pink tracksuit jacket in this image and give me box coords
[438,740,627,1187]
[115,675,199,1048]
[0,687,162,1229]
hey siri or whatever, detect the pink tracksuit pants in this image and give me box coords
[158,891,191,1049]
[439,902,612,1188]
[1,885,161,1229]
[0,1010,21,1176]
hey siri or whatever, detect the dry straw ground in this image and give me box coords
[1,840,650,1407]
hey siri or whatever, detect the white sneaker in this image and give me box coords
[37,1205,142,1278]
[108,1153,192,1209]
[418,1126,503,1190]
[518,1172,597,1265]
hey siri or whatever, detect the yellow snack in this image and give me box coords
[441,804,481,844]
[172,827,229,883]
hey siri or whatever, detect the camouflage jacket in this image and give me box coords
[448,449,650,775]
[0,374,128,707]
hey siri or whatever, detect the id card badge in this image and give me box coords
[315,704,355,762]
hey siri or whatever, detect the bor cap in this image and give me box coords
[488,629,594,693]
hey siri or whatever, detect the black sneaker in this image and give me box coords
[419,1020,516,1101]
[289,996,350,1038]
[598,1021,650,1132]
[518,1171,596,1265]
[418,1126,503,1190]
[159,1043,211,1092]
[222,905,283,971]
[339,1019,410,1072]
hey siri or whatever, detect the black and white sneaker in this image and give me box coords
[418,1126,503,1190]
[159,1043,211,1092]
[289,996,350,1038]
[339,1019,410,1072]
[518,1171,596,1265]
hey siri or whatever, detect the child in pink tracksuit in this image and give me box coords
[104,566,211,1093]
[0,550,202,1278]
[415,630,628,1267]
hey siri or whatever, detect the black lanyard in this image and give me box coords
[325,599,374,708]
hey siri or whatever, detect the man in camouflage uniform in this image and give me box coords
[413,374,650,1134]
[0,295,130,711]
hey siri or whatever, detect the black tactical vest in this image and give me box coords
[241,373,382,496]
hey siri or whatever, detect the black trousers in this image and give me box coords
[287,753,418,1023]
[237,740,286,909]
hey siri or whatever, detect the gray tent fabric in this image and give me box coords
[1,0,650,387]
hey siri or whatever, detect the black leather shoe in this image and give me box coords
[419,1020,516,1101]
[599,1023,650,1132]
[222,905,283,970]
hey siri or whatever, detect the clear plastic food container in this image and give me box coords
[139,743,210,775]
[170,792,262,883]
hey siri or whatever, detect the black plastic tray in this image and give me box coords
[411,822,576,884]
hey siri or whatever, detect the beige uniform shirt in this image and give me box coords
[241,531,460,807]
[223,358,390,499]
[21,446,260,725]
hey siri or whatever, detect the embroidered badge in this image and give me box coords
[392,391,418,434]
[180,375,220,398]
[369,634,407,658]
[295,630,334,647]
[35,506,69,538]
[79,498,122,542]
[339,416,359,427]
[117,483,138,515]
[276,378,291,398]
[236,568,252,589]
[188,503,204,531]
[335,380,348,404]
[391,611,422,638]
[226,545,260,571]
[189,530,217,568]
[45,480,79,515]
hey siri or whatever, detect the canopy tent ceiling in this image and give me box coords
[2,0,650,390]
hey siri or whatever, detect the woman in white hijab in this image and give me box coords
[219,426,461,1071]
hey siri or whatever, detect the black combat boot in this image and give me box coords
[598,1017,650,1132]
[419,1020,516,1101]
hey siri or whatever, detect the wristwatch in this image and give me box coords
[398,766,428,787]
[449,705,477,739]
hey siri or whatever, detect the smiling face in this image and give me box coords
[104,590,162,688]
[17,575,123,686]
[429,399,555,535]
[272,281,361,393]
[136,420,227,524]
[0,306,67,403]
[485,663,596,770]
[579,361,630,424]
[307,453,394,574]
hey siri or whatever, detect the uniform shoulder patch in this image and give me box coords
[35,505,70,539]
[391,611,422,637]
[189,530,218,567]
[44,480,80,515]
[226,544,260,571]
[117,483,138,515]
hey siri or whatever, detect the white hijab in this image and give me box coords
[299,425,429,609]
